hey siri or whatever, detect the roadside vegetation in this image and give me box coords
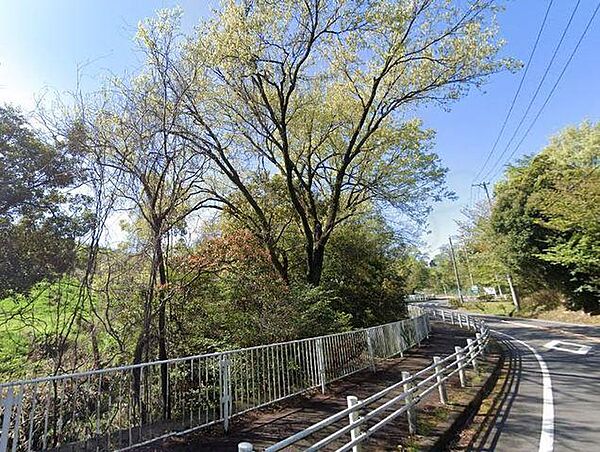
[422,122,600,321]
[0,0,513,383]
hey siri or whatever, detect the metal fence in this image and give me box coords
[405,294,433,302]
[0,314,430,451]
[256,308,489,452]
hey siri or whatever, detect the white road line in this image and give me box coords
[493,329,554,452]
[503,319,600,344]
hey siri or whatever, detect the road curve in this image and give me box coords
[421,301,600,452]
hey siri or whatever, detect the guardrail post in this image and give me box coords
[366,330,376,373]
[316,338,326,393]
[458,314,463,328]
[451,312,455,325]
[441,310,446,323]
[238,442,253,451]
[467,339,478,373]
[347,395,363,452]
[433,356,448,404]
[476,333,486,358]
[402,371,417,435]
[454,346,467,388]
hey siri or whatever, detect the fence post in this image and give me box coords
[454,346,466,388]
[399,323,405,358]
[433,356,448,404]
[220,355,232,432]
[238,442,253,452]
[458,314,463,328]
[467,339,478,373]
[402,371,417,435]
[347,395,362,452]
[366,330,376,373]
[441,310,446,323]
[476,333,486,358]
[316,338,326,393]
[0,386,15,452]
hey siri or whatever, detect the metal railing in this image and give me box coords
[0,314,430,451]
[253,308,489,452]
[405,294,433,302]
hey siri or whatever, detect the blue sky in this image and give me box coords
[1,0,599,253]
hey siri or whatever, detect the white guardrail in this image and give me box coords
[239,307,489,452]
[0,314,430,451]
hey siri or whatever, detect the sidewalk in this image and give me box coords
[136,324,476,451]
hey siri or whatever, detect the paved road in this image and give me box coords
[422,300,600,452]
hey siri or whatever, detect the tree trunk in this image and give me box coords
[307,242,325,286]
[155,236,171,420]
[132,295,152,423]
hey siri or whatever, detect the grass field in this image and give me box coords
[0,279,90,379]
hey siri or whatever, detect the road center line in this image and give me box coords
[492,329,554,452]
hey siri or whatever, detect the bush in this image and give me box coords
[477,293,495,302]
[448,297,463,309]
[521,289,563,315]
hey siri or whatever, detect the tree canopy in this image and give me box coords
[0,105,89,297]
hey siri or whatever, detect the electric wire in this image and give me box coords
[482,0,583,180]
[471,0,554,183]
[488,1,600,180]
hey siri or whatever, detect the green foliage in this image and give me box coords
[0,1,520,382]
[0,105,90,297]
[492,121,600,310]
[140,0,513,285]
[0,279,90,378]
[395,250,432,295]
[168,230,351,357]
[320,215,407,328]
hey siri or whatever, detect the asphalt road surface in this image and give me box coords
[421,300,600,452]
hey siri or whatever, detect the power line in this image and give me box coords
[472,0,554,183]
[482,0,583,181]
[488,1,600,180]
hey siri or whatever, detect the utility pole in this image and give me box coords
[474,181,519,309]
[472,181,492,207]
[448,237,464,304]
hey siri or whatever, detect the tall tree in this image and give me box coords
[164,0,515,285]
[70,10,211,418]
